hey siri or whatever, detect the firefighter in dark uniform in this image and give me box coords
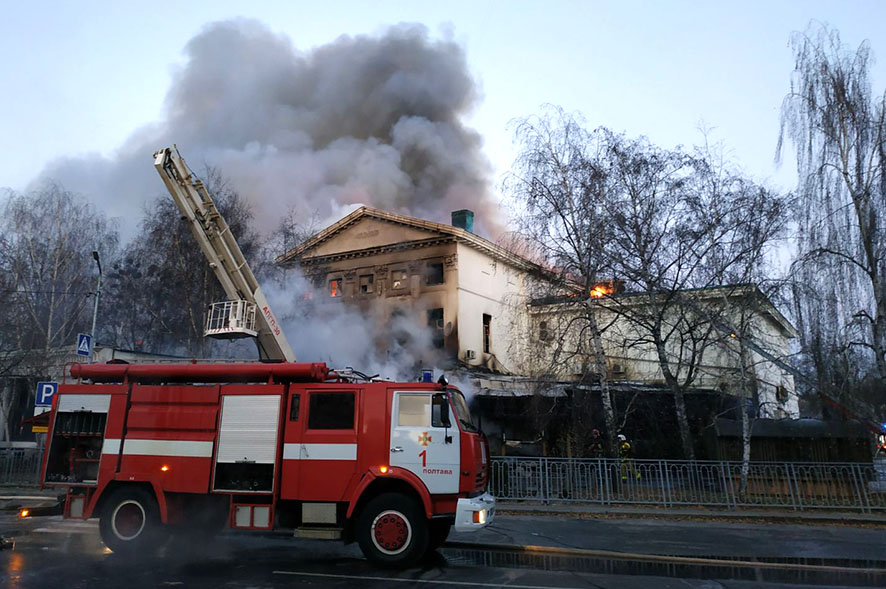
[588,429,604,458]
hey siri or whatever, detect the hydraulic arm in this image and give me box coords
[153,146,295,361]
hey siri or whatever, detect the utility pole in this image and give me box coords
[90,250,103,363]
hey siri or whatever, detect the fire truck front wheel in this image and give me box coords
[357,493,428,568]
[99,487,166,555]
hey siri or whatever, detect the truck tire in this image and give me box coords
[356,493,428,568]
[427,520,451,552]
[99,487,166,555]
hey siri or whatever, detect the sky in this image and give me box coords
[2,0,886,240]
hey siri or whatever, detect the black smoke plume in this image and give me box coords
[40,19,501,239]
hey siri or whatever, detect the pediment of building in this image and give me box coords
[302,216,448,259]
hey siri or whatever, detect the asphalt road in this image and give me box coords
[3,510,886,588]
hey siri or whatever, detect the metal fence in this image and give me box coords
[0,448,42,486]
[489,457,886,512]
[5,448,886,513]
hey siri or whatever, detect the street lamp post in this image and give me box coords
[90,251,103,362]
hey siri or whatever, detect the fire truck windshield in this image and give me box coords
[449,390,478,432]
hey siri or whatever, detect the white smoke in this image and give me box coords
[263,269,448,381]
[38,19,504,240]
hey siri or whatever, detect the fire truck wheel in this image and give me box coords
[357,493,428,567]
[99,487,166,555]
[427,520,451,552]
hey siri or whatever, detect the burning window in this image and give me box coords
[590,280,623,298]
[590,284,613,298]
[391,269,407,290]
[329,279,342,297]
[426,262,444,286]
[359,274,374,294]
[427,308,444,349]
[483,314,492,354]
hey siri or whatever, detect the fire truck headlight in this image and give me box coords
[472,509,486,524]
[379,465,388,474]
[161,465,169,472]
[19,509,29,518]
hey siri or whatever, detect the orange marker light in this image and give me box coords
[379,466,388,474]
[19,509,29,518]
[160,465,169,472]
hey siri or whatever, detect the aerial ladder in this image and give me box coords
[153,146,296,362]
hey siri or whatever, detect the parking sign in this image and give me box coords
[35,382,57,407]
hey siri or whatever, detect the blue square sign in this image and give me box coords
[35,382,57,407]
[77,333,92,357]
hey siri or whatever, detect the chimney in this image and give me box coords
[451,209,474,233]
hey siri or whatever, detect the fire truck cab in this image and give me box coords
[42,361,494,567]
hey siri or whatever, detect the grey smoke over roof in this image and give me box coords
[39,19,502,240]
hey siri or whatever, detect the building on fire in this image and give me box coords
[277,206,802,458]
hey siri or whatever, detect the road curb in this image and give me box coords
[443,541,886,573]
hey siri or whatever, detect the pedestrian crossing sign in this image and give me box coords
[77,333,92,357]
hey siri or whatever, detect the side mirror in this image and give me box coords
[432,393,451,429]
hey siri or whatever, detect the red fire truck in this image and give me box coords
[41,360,494,566]
[40,146,494,566]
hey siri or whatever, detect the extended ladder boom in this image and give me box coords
[153,146,296,362]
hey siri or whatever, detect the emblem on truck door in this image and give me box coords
[418,432,432,446]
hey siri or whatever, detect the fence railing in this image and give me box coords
[0,448,42,486]
[5,448,885,513]
[489,457,886,512]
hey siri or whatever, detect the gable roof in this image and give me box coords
[276,206,542,273]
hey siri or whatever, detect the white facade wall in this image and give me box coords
[454,243,530,374]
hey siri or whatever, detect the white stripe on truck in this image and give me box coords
[109,439,215,458]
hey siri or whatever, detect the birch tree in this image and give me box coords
[505,108,620,456]
[779,25,886,394]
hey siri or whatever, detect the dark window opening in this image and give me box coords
[426,262,444,285]
[329,279,342,298]
[483,314,492,354]
[428,308,444,349]
[308,393,355,429]
[359,274,374,294]
[289,393,301,421]
[539,320,549,341]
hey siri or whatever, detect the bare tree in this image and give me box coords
[101,167,259,357]
[779,25,886,396]
[505,107,619,456]
[0,182,118,439]
[600,131,790,460]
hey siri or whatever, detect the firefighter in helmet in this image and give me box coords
[588,428,604,458]
[618,434,640,481]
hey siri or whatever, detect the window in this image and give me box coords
[289,394,301,421]
[359,274,374,294]
[539,320,549,341]
[308,393,354,429]
[426,262,444,285]
[776,386,788,404]
[483,314,492,354]
[398,394,430,427]
[391,269,407,290]
[428,308,444,349]
[329,279,342,298]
